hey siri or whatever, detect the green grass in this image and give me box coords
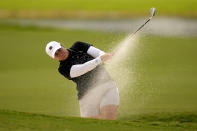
[0,24,197,130]
[0,0,197,18]
[0,0,196,12]
[0,110,197,131]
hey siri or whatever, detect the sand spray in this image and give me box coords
[105,35,139,93]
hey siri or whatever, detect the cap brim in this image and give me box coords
[51,45,62,58]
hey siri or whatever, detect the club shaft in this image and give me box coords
[129,17,152,38]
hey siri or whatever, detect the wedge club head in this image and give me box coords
[150,8,156,18]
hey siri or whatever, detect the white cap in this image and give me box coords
[46,41,62,58]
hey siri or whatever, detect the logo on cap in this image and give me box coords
[49,46,53,50]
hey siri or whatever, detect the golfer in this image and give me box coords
[46,41,119,120]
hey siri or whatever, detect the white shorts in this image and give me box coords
[79,81,119,117]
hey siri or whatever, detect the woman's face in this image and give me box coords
[54,46,69,61]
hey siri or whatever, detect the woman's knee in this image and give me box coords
[100,105,119,120]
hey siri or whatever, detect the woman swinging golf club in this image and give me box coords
[46,41,119,120]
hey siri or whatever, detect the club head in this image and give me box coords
[150,8,156,17]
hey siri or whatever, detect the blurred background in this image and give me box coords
[0,0,197,121]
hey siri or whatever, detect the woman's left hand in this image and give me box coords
[100,53,113,62]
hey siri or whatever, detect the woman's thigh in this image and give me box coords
[100,87,119,109]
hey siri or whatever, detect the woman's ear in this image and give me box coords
[61,44,65,48]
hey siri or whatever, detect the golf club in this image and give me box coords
[129,8,156,38]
